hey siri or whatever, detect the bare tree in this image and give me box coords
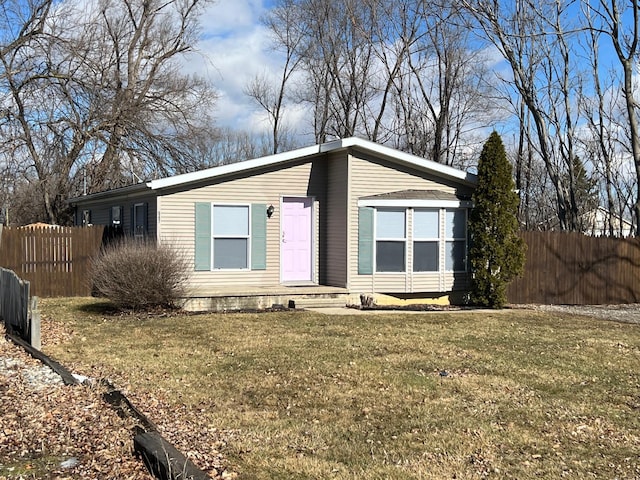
[578,4,625,236]
[246,0,305,154]
[0,0,216,224]
[265,0,498,163]
[462,0,584,230]
[401,1,496,165]
[587,0,640,234]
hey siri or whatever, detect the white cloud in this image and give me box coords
[183,0,287,132]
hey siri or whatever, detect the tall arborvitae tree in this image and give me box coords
[469,131,526,308]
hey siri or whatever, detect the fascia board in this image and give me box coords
[148,144,322,190]
[73,137,477,199]
[67,183,150,205]
[357,199,473,208]
[339,137,478,186]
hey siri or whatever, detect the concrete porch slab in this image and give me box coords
[180,285,353,312]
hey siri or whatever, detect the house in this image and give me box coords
[581,206,634,237]
[69,137,477,310]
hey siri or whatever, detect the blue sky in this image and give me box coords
[183,0,284,134]
[184,0,636,154]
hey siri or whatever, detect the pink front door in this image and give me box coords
[281,197,313,283]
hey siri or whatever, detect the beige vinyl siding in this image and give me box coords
[324,153,349,287]
[158,160,326,290]
[348,153,471,294]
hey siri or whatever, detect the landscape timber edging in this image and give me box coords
[5,333,212,480]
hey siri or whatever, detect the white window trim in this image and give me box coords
[444,208,467,272]
[211,203,251,271]
[413,208,440,273]
[374,208,407,274]
[368,206,469,275]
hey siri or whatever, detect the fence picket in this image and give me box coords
[507,232,640,304]
[0,226,104,297]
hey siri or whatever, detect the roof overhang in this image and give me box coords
[148,137,477,192]
[69,137,478,203]
[67,182,150,204]
[329,138,477,187]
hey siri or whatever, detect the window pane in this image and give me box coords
[414,210,439,238]
[111,206,121,225]
[413,241,439,271]
[135,204,145,228]
[376,209,405,238]
[134,204,145,237]
[213,206,249,236]
[376,241,405,272]
[445,240,466,271]
[446,210,466,238]
[214,238,248,269]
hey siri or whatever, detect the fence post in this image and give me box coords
[30,296,41,350]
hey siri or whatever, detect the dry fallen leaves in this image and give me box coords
[0,325,237,480]
[0,331,152,479]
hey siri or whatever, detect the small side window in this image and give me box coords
[134,203,146,238]
[111,206,122,226]
[82,210,91,226]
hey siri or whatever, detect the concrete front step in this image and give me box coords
[290,295,350,309]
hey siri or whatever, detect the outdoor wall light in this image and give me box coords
[267,204,275,218]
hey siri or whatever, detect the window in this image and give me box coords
[212,205,249,269]
[413,209,439,272]
[445,209,466,271]
[375,209,405,272]
[111,206,122,226]
[82,210,91,226]
[133,203,146,238]
[358,204,469,276]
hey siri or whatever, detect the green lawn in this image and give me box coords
[42,298,640,479]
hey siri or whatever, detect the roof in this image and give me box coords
[149,137,477,190]
[358,189,473,208]
[360,189,471,201]
[69,137,477,203]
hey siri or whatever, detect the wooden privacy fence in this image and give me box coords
[0,225,104,297]
[507,231,640,305]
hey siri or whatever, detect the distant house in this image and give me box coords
[69,137,477,310]
[581,206,634,237]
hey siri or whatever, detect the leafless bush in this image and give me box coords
[91,239,190,311]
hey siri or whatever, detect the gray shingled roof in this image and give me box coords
[359,189,471,202]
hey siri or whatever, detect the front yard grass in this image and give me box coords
[42,298,640,479]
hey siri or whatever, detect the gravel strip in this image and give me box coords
[0,355,64,390]
[517,303,640,324]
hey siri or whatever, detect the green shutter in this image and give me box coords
[194,203,211,271]
[251,204,267,270]
[358,207,374,275]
